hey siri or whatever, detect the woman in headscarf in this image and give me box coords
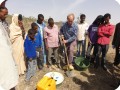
[9,14,26,75]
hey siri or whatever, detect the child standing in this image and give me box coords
[24,29,37,81]
[77,14,89,57]
[44,18,60,69]
[31,23,43,70]
[86,15,103,63]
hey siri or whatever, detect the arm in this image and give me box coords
[87,26,92,43]
[24,39,31,58]
[85,24,89,35]
[103,25,114,37]
[98,26,105,37]
[38,31,42,47]
[43,29,49,50]
[67,25,78,43]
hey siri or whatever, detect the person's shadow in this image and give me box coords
[72,61,120,90]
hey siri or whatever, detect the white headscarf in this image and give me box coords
[9,14,22,43]
[0,0,5,5]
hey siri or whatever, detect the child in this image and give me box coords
[77,14,89,57]
[24,29,37,81]
[31,23,43,70]
[44,18,61,69]
[86,15,103,63]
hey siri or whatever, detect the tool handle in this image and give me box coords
[61,35,69,66]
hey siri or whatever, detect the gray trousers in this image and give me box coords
[47,47,60,65]
[26,59,37,81]
[77,40,86,57]
[36,48,44,69]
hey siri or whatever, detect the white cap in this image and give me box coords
[0,0,5,5]
[116,85,120,90]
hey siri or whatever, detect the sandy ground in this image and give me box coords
[16,45,120,90]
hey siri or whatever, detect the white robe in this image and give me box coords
[9,14,26,75]
[0,21,18,90]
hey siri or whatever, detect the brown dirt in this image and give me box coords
[6,15,120,90]
[16,45,120,90]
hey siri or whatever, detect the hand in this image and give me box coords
[89,41,92,44]
[63,40,67,44]
[88,39,92,44]
[18,21,24,30]
[40,47,43,51]
[29,58,32,62]
[46,45,49,50]
[112,45,115,49]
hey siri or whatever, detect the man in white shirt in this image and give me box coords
[77,14,89,57]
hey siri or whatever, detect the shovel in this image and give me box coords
[60,35,74,77]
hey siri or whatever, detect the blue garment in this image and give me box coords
[35,22,47,64]
[35,31,42,48]
[35,22,46,40]
[24,36,36,59]
[60,22,78,43]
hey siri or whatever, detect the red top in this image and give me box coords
[97,24,114,45]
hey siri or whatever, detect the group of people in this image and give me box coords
[0,1,120,90]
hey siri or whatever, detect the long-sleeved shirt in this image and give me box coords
[24,36,36,59]
[35,31,42,48]
[88,24,98,44]
[60,22,78,43]
[97,24,114,45]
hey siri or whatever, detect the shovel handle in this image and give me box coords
[61,35,69,66]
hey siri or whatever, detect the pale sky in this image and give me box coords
[5,0,120,24]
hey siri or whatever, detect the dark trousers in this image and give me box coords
[86,43,98,60]
[95,44,109,67]
[114,46,120,66]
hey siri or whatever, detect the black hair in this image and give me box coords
[38,14,44,19]
[104,13,111,19]
[92,15,104,25]
[18,14,22,21]
[31,22,38,29]
[28,29,35,35]
[48,18,54,24]
[80,14,86,18]
[0,6,7,12]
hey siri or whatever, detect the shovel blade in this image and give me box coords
[65,70,75,77]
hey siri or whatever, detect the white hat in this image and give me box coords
[116,85,120,90]
[0,0,5,5]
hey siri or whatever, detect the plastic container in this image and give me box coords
[74,56,90,71]
[37,76,56,90]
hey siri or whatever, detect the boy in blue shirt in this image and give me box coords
[24,29,37,81]
[31,23,43,70]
